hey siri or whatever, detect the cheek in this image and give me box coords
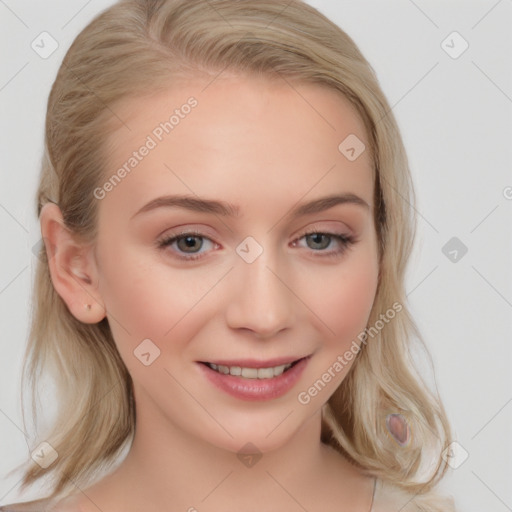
[96,243,225,358]
[305,249,379,344]
[294,251,378,404]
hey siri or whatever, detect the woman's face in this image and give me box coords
[92,74,379,453]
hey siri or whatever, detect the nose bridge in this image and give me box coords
[226,240,294,336]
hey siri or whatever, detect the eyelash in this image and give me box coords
[157,229,357,262]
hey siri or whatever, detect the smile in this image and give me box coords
[205,361,295,379]
[198,356,311,401]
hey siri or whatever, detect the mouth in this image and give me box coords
[197,355,312,401]
[199,357,307,380]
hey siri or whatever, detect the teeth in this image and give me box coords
[272,365,286,376]
[207,362,293,379]
[242,367,258,379]
[257,367,274,379]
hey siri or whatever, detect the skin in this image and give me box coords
[41,74,380,512]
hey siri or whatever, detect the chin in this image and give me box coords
[201,407,317,456]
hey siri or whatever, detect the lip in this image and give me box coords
[200,355,309,369]
[197,355,311,401]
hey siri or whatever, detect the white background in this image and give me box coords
[1,1,511,510]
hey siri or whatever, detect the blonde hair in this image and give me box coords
[10,0,454,508]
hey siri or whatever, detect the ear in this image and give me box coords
[39,202,106,324]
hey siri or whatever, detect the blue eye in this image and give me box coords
[295,231,356,258]
[305,233,334,250]
[157,230,356,262]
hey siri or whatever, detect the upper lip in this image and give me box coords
[199,355,310,369]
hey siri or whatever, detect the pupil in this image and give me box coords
[308,233,329,250]
[179,236,202,252]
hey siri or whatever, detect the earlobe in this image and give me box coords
[39,203,106,324]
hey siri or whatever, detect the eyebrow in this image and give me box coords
[131,193,370,220]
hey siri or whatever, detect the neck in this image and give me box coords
[122,409,324,507]
[81,387,370,511]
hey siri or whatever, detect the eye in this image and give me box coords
[293,230,356,258]
[157,231,217,261]
[156,229,357,262]
[305,233,332,250]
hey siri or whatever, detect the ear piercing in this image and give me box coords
[385,413,411,446]
[85,304,92,311]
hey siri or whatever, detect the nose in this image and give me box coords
[225,249,295,339]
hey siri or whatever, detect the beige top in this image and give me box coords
[370,478,456,512]
[0,477,456,512]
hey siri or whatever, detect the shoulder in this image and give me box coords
[0,494,82,512]
[0,498,53,512]
[372,478,457,512]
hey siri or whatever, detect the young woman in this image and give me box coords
[1,1,456,510]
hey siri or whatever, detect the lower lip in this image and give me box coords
[198,357,310,401]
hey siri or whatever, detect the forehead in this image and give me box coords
[100,74,374,215]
